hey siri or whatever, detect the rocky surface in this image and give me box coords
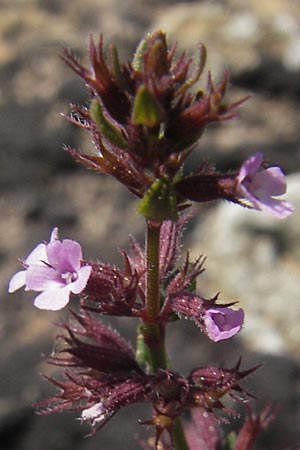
[1,1,300,449]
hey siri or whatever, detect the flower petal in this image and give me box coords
[50,227,59,242]
[46,239,82,273]
[236,153,294,219]
[69,265,92,294]
[8,270,27,292]
[237,153,263,183]
[255,195,294,219]
[26,265,64,291]
[204,308,244,342]
[33,286,71,310]
[251,167,287,197]
[25,243,47,266]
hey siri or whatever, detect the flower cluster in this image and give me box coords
[62,32,237,204]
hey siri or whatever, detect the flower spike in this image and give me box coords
[62,31,244,214]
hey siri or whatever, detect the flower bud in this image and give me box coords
[133,30,168,77]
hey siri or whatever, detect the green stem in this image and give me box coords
[142,219,167,372]
[140,219,189,450]
[145,219,161,321]
[173,418,190,450]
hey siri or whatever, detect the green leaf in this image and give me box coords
[90,99,128,148]
[132,85,165,128]
[137,175,178,221]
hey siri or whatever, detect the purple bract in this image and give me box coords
[8,228,91,310]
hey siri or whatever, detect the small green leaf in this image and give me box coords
[132,85,165,128]
[137,175,178,221]
[90,99,127,148]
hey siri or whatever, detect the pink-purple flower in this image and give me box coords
[203,307,244,342]
[236,153,294,218]
[8,228,91,311]
[169,293,244,342]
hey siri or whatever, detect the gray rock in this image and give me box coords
[153,0,300,80]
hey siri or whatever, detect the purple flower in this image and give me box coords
[8,228,91,311]
[203,307,244,342]
[236,153,294,218]
[169,292,244,342]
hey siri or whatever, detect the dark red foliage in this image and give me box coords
[49,310,142,374]
[81,259,143,316]
[63,31,244,204]
[37,308,258,448]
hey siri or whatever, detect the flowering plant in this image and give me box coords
[9,31,294,449]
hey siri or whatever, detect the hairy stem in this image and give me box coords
[145,219,161,321]
[142,219,167,371]
[141,219,189,449]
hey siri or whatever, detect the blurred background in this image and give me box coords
[0,0,300,449]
